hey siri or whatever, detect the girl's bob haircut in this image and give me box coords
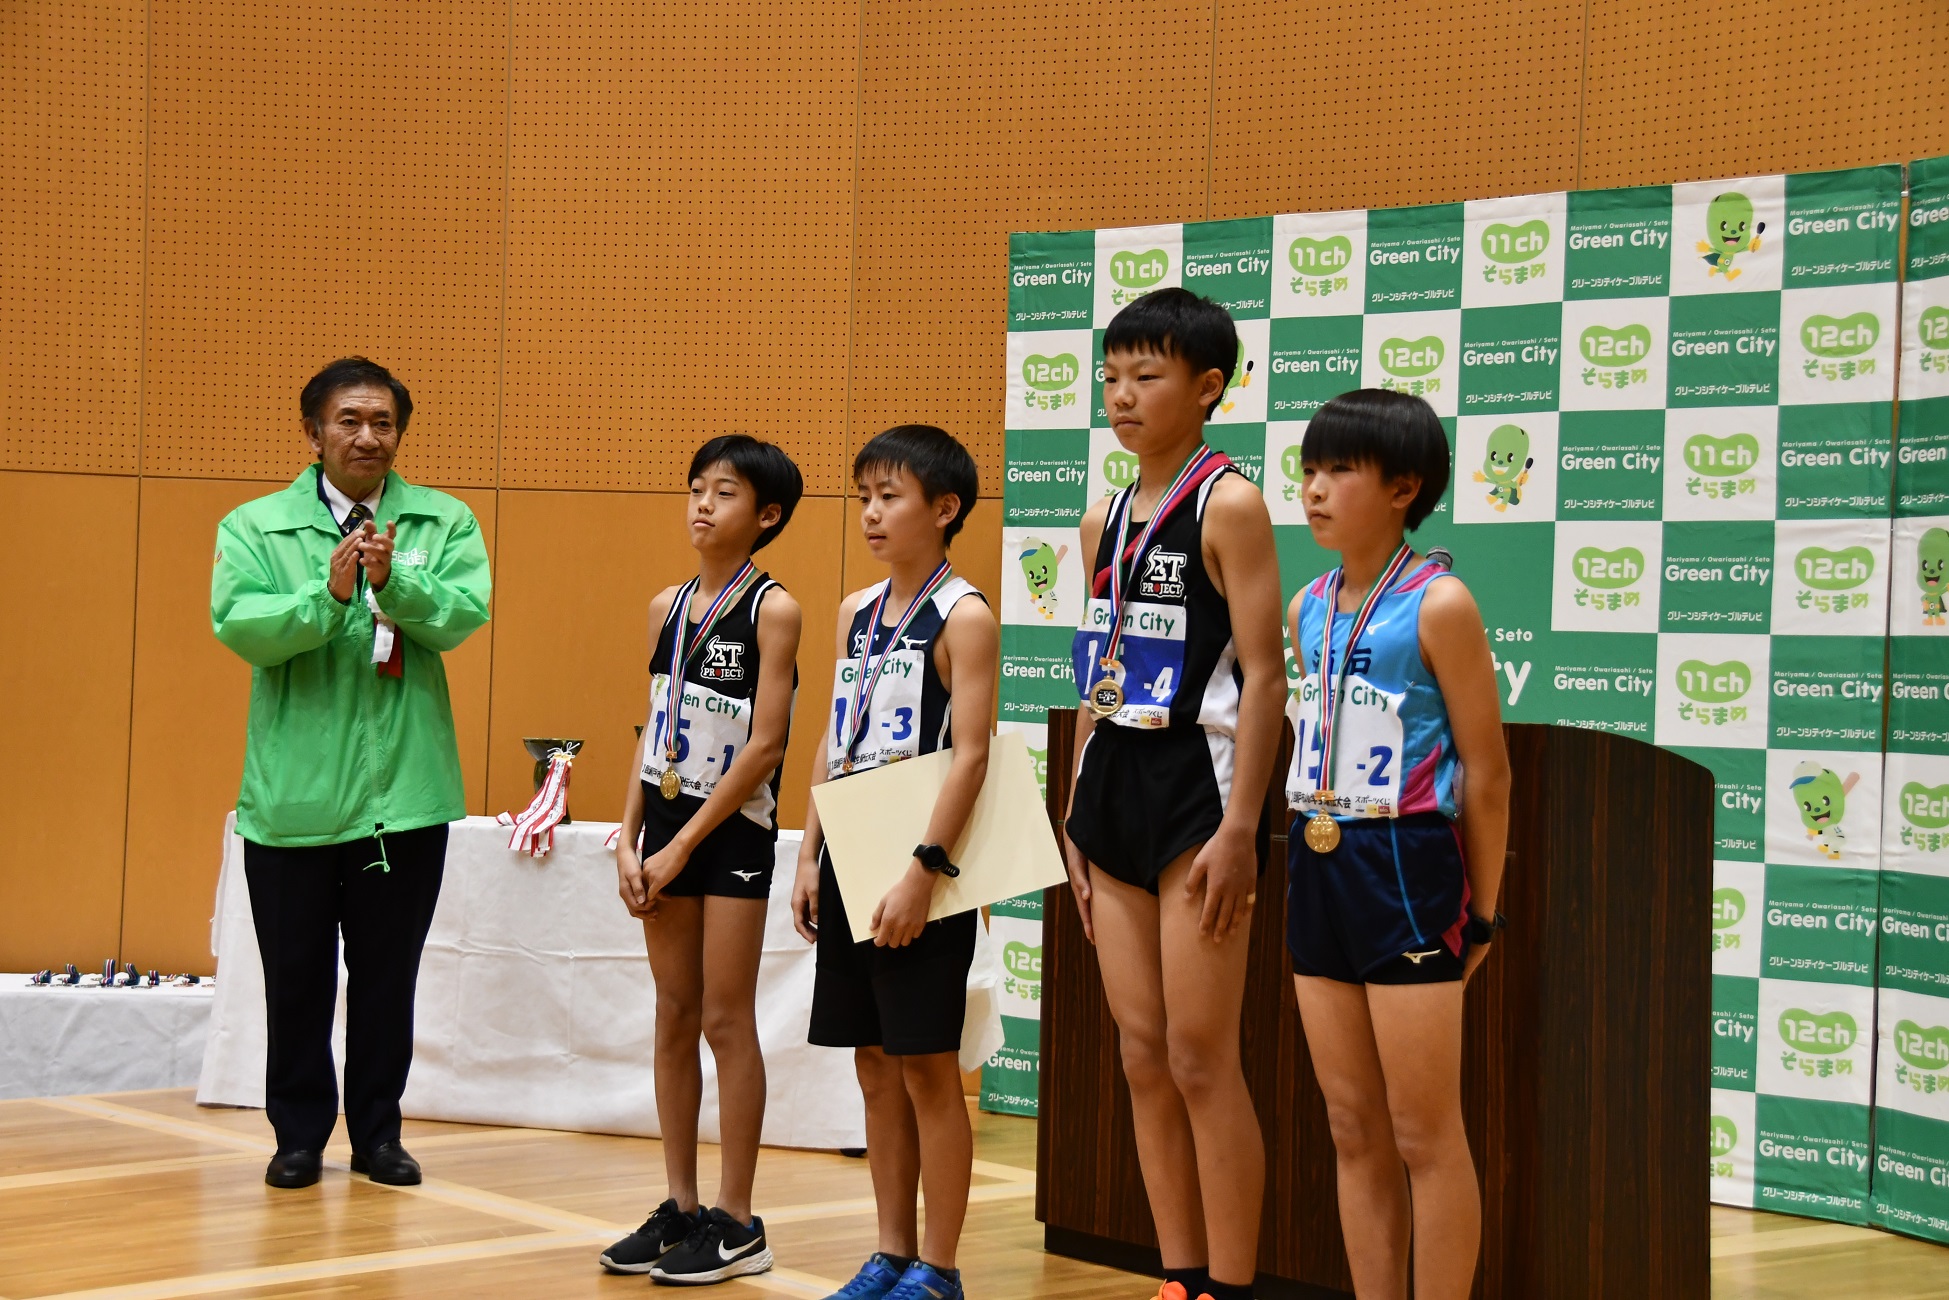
[1300,388,1451,530]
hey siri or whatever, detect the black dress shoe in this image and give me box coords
[350,1140,422,1185]
[264,1149,322,1189]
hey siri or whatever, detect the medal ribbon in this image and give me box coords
[843,559,955,767]
[1314,542,1417,802]
[660,561,759,759]
[1091,445,1227,669]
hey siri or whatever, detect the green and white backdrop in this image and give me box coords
[979,155,1949,1243]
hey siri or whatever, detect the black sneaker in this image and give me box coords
[649,1207,773,1285]
[599,1199,697,1274]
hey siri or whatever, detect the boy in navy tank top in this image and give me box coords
[1286,390,1510,1300]
[601,435,804,1285]
[1062,290,1287,1300]
[792,426,999,1300]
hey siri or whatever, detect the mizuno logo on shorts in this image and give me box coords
[1402,949,1443,964]
[731,869,760,881]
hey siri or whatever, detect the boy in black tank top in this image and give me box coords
[1062,291,1287,1300]
[792,426,999,1300]
[600,436,804,1286]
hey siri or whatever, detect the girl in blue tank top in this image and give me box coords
[1282,389,1511,1300]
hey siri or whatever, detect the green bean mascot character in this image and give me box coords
[1472,423,1532,513]
[1920,527,1949,627]
[1698,192,1766,282]
[1789,761,1860,862]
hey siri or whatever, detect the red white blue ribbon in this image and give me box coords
[842,559,954,769]
[1314,541,1416,803]
[1092,445,1227,669]
[660,561,758,763]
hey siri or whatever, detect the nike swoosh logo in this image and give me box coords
[718,1238,758,1262]
[731,870,760,881]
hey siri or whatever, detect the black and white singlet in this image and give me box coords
[640,574,792,847]
[826,576,984,778]
[1070,467,1245,736]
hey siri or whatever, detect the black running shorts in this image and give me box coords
[1066,722,1265,894]
[807,850,975,1056]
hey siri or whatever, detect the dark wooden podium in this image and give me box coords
[1035,715,1713,1299]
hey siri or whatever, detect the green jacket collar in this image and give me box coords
[259,465,441,534]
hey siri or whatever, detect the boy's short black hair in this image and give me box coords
[1102,287,1238,419]
[1300,388,1451,530]
[852,425,979,547]
[301,356,413,433]
[689,434,804,551]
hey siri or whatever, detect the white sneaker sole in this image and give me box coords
[650,1245,774,1285]
[598,1244,676,1275]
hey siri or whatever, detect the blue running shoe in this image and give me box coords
[885,1260,964,1300]
[823,1253,910,1300]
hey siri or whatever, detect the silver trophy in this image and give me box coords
[523,738,585,824]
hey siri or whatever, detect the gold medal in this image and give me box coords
[1087,657,1124,717]
[841,758,853,774]
[1304,812,1341,854]
[659,755,681,801]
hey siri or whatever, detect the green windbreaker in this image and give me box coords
[211,465,492,847]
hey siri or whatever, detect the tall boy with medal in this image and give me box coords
[1282,389,1510,1300]
[1060,290,1287,1300]
[790,425,998,1300]
[604,436,804,1285]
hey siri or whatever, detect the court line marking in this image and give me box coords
[0,1151,257,1193]
[30,1229,597,1300]
[33,1097,272,1154]
[1709,1220,1886,1258]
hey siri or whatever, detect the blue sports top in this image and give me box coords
[1286,558,1462,821]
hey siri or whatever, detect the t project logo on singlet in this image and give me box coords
[700,636,747,682]
[1139,550,1189,600]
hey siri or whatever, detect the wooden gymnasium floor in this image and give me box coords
[3,1090,1948,1298]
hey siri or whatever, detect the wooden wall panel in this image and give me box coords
[140,0,506,487]
[0,0,145,474]
[850,0,1216,497]
[489,490,694,824]
[1579,0,1949,188]
[445,488,500,818]
[500,0,859,495]
[120,477,260,975]
[752,497,848,828]
[0,472,138,972]
[1211,0,1586,216]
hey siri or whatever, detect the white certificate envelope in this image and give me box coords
[813,731,1067,944]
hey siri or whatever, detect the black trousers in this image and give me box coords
[243,823,448,1154]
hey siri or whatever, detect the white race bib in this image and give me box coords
[643,673,754,799]
[1286,670,1408,816]
[828,648,926,776]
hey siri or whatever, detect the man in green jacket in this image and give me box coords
[211,357,491,1191]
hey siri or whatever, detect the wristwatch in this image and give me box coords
[1464,910,1506,946]
[914,843,960,878]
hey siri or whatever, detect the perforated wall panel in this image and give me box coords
[850,0,1216,496]
[1580,0,1949,188]
[140,0,507,486]
[1212,0,1585,216]
[500,0,859,494]
[0,0,146,474]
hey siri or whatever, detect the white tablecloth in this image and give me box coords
[0,978,214,1100]
[197,815,1005,1149]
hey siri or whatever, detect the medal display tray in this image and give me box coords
[1036,710,1713,1300]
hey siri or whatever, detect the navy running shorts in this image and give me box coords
[1285,811,1470,985]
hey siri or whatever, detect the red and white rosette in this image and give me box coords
[498,749,575,858]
